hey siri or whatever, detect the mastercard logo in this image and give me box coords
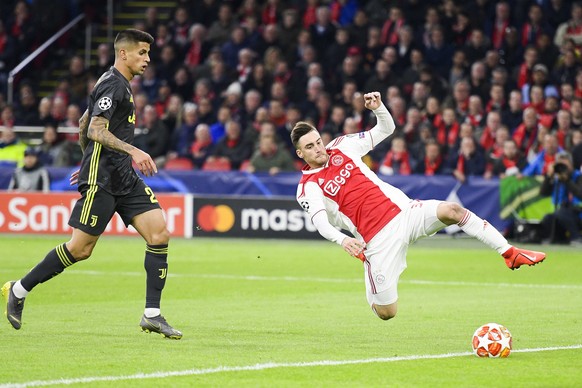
[196,205,235,232]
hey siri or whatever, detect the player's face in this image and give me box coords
[126,42,151,76]
[296,130,329,168]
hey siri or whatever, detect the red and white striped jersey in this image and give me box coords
[296,105,410,243]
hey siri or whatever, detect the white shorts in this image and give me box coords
[364,199,447,307]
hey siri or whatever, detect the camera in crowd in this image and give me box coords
[554,162,569,175]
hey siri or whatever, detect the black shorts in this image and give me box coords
[69,179,161,236]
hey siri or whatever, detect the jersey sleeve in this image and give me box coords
[297,180,348,245]
[297,180,326,219]
[91,78,122,121]
[331,103,396,157]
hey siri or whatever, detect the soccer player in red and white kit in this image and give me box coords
[292,91,546,321]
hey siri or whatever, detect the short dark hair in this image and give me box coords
[114,29,154,51]
[291,121,317,148]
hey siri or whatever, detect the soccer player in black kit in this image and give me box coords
[2,29,182,339]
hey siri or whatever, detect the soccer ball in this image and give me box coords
[472,323,512,358]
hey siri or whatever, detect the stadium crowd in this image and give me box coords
[1,0,582,180]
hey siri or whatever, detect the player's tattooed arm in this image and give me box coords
[87,116,136,154]
[87,116,158,176]
[78,109,90,151]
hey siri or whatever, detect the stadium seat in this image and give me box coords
[202,158,231,171]
[164,157,194,170]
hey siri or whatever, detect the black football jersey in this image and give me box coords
[78,66,139,195]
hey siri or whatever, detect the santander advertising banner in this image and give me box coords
[0,192,192,237]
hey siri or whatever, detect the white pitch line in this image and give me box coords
[67,270,582,290]
[2,344,581,388]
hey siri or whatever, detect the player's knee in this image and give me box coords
[373,304,397,321]
[150,227,170,245]
[439,202,466,224]
[67,244,94,261]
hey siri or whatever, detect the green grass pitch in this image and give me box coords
[0,234,581,387]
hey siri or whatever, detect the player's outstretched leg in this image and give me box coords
[439,202,546,270]
[2,281,25,330]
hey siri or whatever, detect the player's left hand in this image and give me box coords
[70,169,80,185]
[341,237,366,258]
[364,91,382,110]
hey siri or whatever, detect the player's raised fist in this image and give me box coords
[364,92,382,110]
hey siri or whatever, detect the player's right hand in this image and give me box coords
[69,169,80,185]
[131,148,158,177]
[364,91,382,110]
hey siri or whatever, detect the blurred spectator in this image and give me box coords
[37,123,72,167]
[140,65,161,103]
[554,2,582,49]
[144,6,160,36]
[8,1,35,63]
[309,6,336,55]
[435,107,460,154]
[134,105,170,165]
[221,26,248,70]
[208,120,251,169]
[449,50,469,88]
[414,139,446,176]
[157,45,179,84]
[487,1,511,50]
[0,126,26,167]
[279,8,301,61]
[465,30,490,64]
[14,84,38,125]
[522,64,559,105]
[322,105,346,137]
[468,61,491,102]
[465,95,486,131]
[91,43,113,78]
[348,9,369,48]
[67,56,88,106]
[499,26,523,69]
[184,24,209,72]
[170,66,193,102]
[489,138,527,178]
[479,110,503,152]
[247,134,295,174]
[62,104,81,141]
[571,129,582,169]
[209,105,231,143]
[161,94,184,136]
[207,3,236,47]
[521,4,552,48]
[169,6,191,56]
[513,106,540,156]
[554,109,573,148]
[570,98,582,130]
[171,102,198,157]
[0,20,16,90]
[522,133,562,176]
[450,136,486,183]
[8,147,49,192]
[381,5,405,47]
[539,151,582,244]
[379,136,413,176]
[423,26,454,80]
[36,97,55,127]
[0,104,15,127]
[189,123,215,169]
[554,49,579,86]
